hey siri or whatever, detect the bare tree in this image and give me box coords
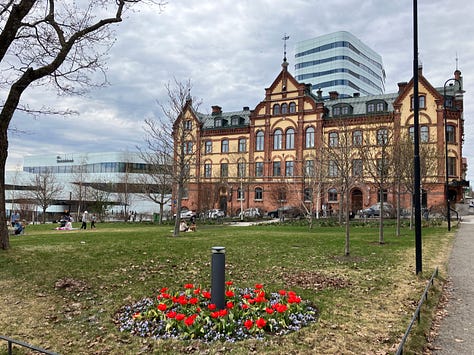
[395,131,440,229]
[29,169,63,224]
[116,158,133,222]
[72,157,89,217]
[137,141,173,224]
[358,125,395,244]
[0,0,166,249]
[87,180,112,222]
[144,79,200,236]
[324,120,358,256]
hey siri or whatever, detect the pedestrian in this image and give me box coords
[10,211,20,227]
[81,211,88,229]
[90,214,96,229]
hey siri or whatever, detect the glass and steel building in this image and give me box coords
[294,31,385,98]
[5,152,171,221]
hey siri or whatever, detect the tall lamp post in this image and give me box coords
[443,77,464,231]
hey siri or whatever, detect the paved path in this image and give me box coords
[433,214,474,354]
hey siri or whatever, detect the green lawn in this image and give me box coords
[0,220,453,354]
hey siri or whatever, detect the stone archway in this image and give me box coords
[351,189,363,214]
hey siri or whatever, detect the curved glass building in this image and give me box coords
[295,31,385,98]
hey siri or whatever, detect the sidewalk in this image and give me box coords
[433,214,474,354]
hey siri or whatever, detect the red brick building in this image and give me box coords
[173,60,467,217]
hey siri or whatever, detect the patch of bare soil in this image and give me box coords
[282,270,351,291]
[54,277,89,293]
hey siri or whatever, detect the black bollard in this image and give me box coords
[211,246,226,310]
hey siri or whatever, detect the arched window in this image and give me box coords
[329,132,338,147]
[447,125,455,143]
[286,128,295,149]
[281,103,288,114]
[204,161,212,178]
[256,131,264,151]
[255,187,263,200]
[273,129,283,150]
[273,104,280,115]
[305,127,315,148]
[289,102,296,113]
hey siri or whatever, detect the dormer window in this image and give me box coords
[231,115,245,126]
[333,104,352,116]
[367,100,387,114]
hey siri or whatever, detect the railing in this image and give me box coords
[395,267,439,355]
[0,335,60,355]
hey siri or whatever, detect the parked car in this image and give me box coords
[239,208,261,218]
[207,209,225,219]
[267,206,304,219]
[359,203,394,218]
[173,209,196,219]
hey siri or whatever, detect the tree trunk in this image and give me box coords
[345,195,350,256]
[0,124,10,250]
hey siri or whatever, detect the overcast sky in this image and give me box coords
[6,0,474,180]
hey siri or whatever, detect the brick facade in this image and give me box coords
[173,61,467,217]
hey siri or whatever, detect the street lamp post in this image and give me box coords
[443,77,463,232]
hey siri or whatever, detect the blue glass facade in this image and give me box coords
[294,32,385,98]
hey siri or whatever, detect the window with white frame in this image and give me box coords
[285,161,294,176]
[255,161,264,177]
[273,129,283,150]
[221,139,229,153]
[286,128,295,149]
[256,131,264,151]
[205,141,212,154]
[237,161,246,178]
[238,138,247,152]
[305,127,315,148]
[204,162,212,178]
[273,161,281,176]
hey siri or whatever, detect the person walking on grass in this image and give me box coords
[81,211,88,229]
[90,214,97,229]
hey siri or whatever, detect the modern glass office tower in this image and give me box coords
[294,31,385,98]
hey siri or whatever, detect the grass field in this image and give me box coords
[0,220,454,354]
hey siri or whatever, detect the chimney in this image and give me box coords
[418,64,423,76]
[397,82,408,94]
[211,105,222,115]
[454,69,462,81]
[316,88,323,100]
[329,91,339,100]
[243,106,249,111]
[353,92,360,98]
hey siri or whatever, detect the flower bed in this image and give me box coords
[116,282,318,342]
